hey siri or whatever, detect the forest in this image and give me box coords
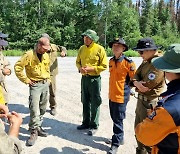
[0,0,180,51]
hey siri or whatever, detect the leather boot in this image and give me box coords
[27,129,38,146]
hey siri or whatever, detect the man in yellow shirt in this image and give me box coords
[76,29,108,136]
[14,37,51,146]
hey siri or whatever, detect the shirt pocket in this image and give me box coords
[88,54,99,65]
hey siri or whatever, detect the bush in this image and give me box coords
[106,48,140,57]
[124,49,139,57]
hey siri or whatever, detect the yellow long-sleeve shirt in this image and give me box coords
[14,50,50,84]
[76,42,108,75]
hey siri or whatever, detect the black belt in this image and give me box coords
[82,74,100,78]
[33,79,48,84]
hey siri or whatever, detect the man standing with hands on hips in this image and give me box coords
[76,29,108,136]
[14,37,51,146]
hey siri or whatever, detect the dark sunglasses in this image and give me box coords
[138,51,144,55]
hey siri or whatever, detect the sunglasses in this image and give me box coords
[138,51,144,55]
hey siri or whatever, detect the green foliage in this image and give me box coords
[106,48,113,57]
[106,48,140,57]
[124,50,140,57]
[3,50,24,56]
[0,0,179,52]
[65,49,78,57]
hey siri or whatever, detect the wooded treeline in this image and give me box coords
[0,0,180,50]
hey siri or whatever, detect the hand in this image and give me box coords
[28,80,36,86]
[0,104,9,118]
[79,67,87,74]
[7,111,22,127]
[134,81,150,93]
[7,111,22,137]
[60,51,66,57]
[84,66,95,73]
[2,68,11,76]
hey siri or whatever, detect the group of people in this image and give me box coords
[76,29,180,154]
[0,29,180,154]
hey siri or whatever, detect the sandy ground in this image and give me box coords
[5,57,143,154]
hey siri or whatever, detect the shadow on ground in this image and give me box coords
[7,103,109,153]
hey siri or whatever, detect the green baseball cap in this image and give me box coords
[152,44,180,73]
[82,29,99,42]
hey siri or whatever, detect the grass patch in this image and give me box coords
[3,49,141,57]
[3,50,24,56]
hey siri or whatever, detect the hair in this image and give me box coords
[176,73,180,78]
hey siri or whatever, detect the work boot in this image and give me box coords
[105,139,124,145]
[50,108,57,116]
[27,129,38,146]
[77,124,89,130]
[136,147,147,154]
[37,127,48,137]
[108,145,118,154]
[87,128,98,136]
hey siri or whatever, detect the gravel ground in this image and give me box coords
[6,56,142,154]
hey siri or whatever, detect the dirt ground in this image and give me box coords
[6,57,142,154]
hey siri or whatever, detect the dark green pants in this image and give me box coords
[135,98,158,154]
[81,75,102,129]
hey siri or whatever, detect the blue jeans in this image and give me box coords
[109,100,128,147]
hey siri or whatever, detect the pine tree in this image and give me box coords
[139,0,153,35]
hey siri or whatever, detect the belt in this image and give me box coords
[138,94,148,101]
[138,94,159,101]
[82,74,100,78]
[33,79,48,84]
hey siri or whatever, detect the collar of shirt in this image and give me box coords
[112,54,125,62]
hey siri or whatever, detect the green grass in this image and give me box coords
[3,50,24,56]
[3,49,141,57]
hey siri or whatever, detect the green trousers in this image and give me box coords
[49,75,56,109]
[28,81,49,130]
[135,98,158,154]
[81,75,102,129]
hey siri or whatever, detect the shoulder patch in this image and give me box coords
[148,73,156,80]
[124,56,133,63]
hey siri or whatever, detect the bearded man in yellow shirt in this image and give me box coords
[76,29,108,136]
[14,37,51,146]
